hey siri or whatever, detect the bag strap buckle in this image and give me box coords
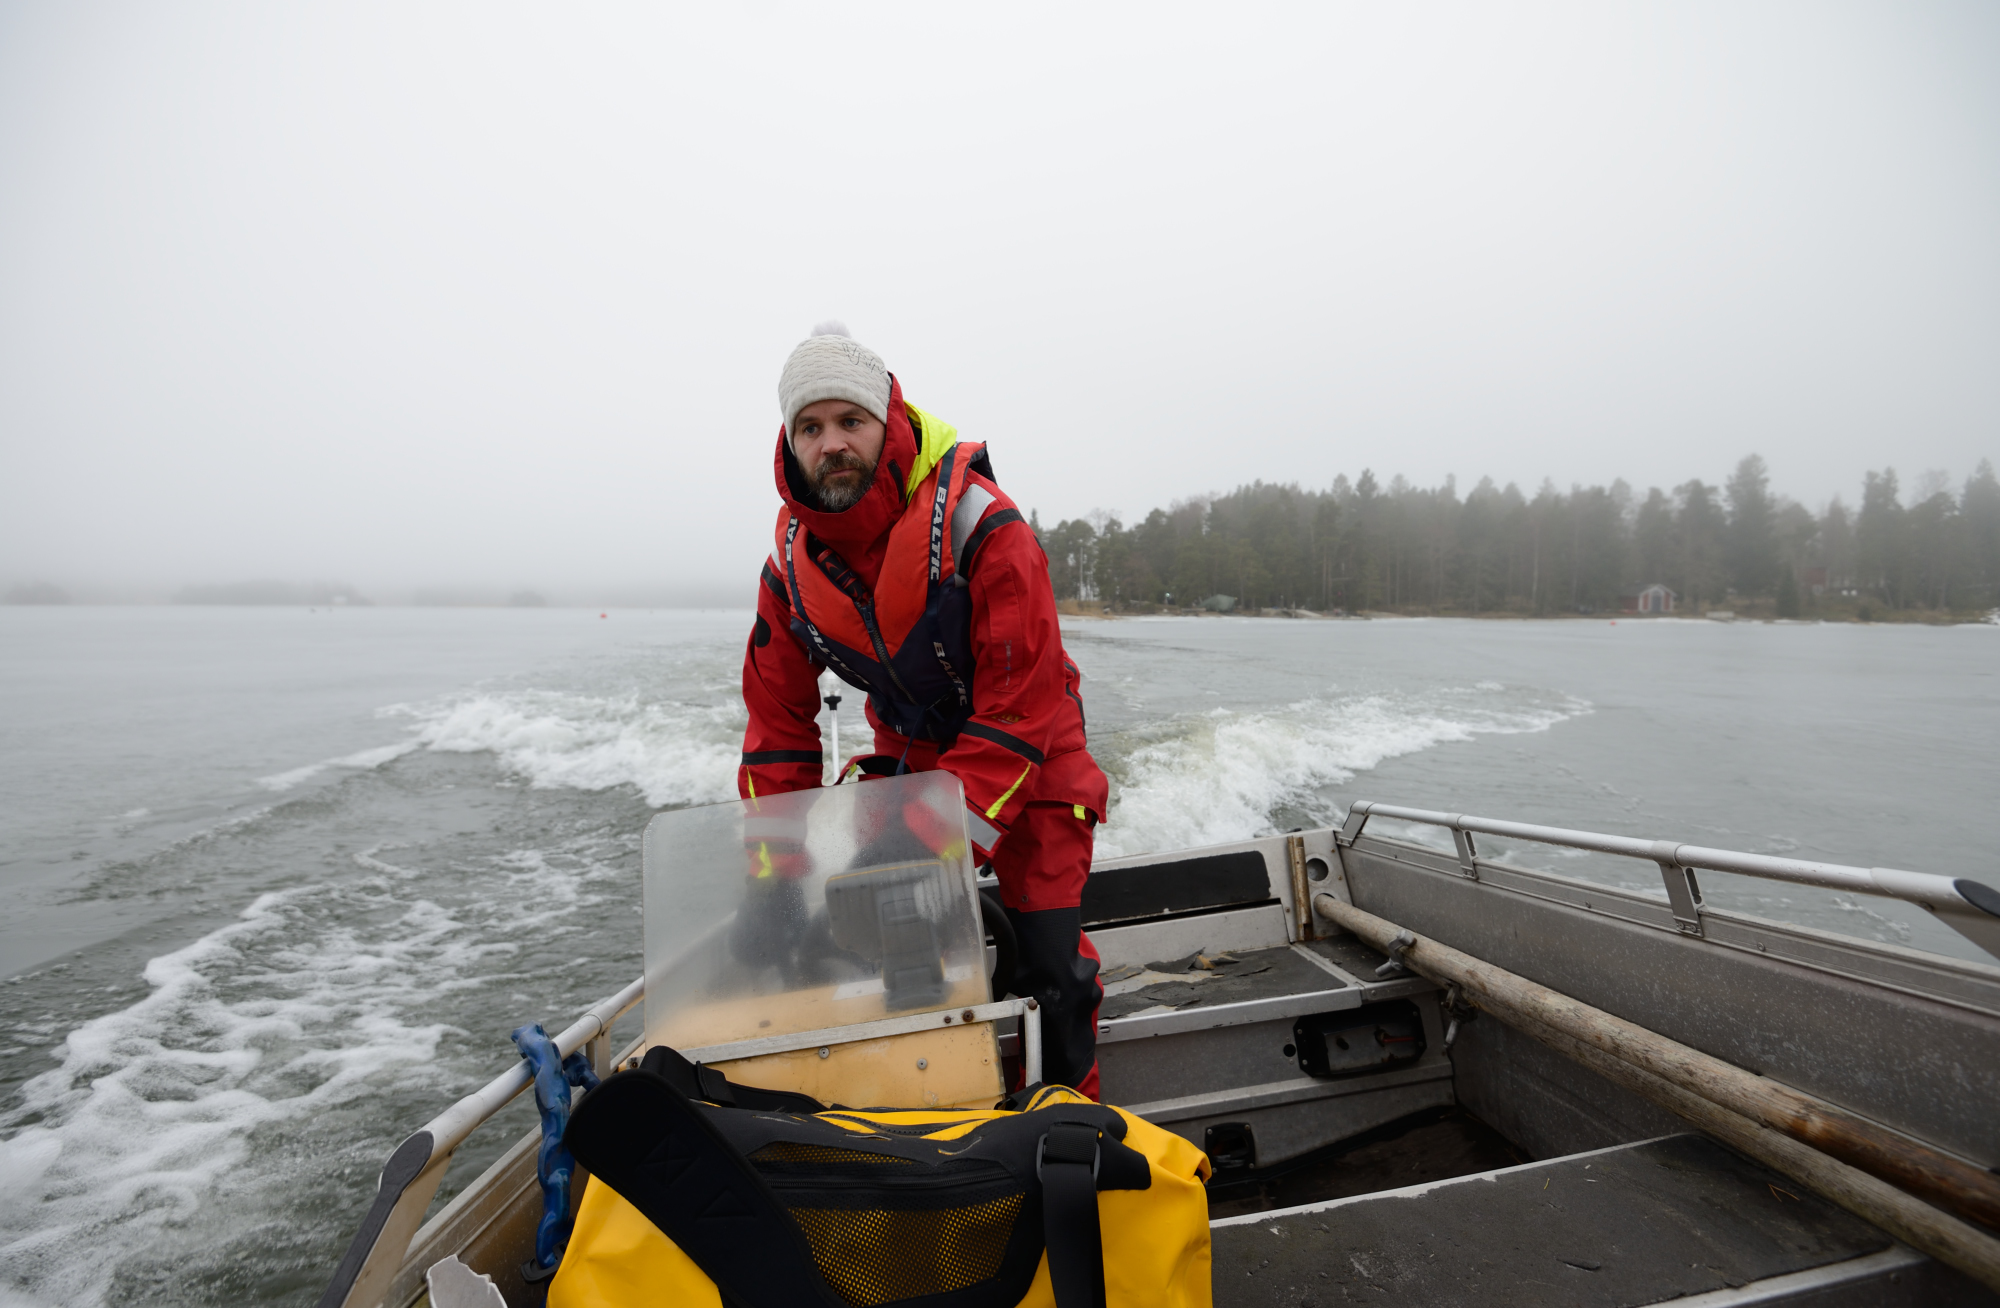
[1036,1122,1102,1180]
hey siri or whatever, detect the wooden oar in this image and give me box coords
[1313,892,2000,1293]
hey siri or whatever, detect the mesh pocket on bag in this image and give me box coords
[787,1192,1026,1307]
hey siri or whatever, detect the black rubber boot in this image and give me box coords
[1003,905,1102,1095]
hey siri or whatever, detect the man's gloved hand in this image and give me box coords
[730,871,805,972]
[741,809,811,882]
[730,810,811,971]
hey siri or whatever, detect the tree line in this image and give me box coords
[1031,457,2000,617]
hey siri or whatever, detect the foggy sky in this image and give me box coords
[2,2,1996,602]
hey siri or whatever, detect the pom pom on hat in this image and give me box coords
[779,323,890,435]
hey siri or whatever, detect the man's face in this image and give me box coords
[791,399,887,511]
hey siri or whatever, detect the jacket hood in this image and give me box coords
[774,375,957,549]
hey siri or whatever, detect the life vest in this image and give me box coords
[776,407,1009,747]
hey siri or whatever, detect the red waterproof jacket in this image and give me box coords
[739,377,1106,860]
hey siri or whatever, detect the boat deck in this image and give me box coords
[1210,1133,1991,1306]
[1088,920,1998,1305]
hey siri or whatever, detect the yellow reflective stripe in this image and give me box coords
[745,772,757,799]
[755,841,774,879]
[1073,804,1087,821]
[985,763,1032,820]
[901,403,959,500]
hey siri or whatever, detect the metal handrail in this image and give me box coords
[1338,800,2000,958]
[318,975,646,1308]
[424,973,645,1158]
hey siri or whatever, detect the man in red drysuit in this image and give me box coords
[738,323,1109,1099]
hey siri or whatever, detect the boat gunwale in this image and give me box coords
[1338,831,2000,1020]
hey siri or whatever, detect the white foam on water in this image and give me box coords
[397,689,744,809]
[339,742,421,769]
[1094,686,1589,859]
[256,741,421,792]
[0,883,506,1306]
[255,762,326,791]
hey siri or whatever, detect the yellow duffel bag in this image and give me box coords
[553,1046,1213,1308]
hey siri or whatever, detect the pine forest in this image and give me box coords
[1032,457,2000,621]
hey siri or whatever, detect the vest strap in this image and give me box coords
[921,444,971,713]
[927,443,958,584]
[783,516,867,687]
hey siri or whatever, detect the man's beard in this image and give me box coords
[804,450,876,511]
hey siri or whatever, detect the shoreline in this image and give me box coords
[1057,604,1999,627]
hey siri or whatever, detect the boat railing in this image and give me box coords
[1337,800,2000,957]
[317,973,645,1308]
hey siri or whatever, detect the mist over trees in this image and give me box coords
[1033,457,2000,617]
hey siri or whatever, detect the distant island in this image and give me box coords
[1032,457,2000,623]
[171,580,372,607]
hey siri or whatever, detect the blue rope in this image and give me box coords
[510,1023,602,1272]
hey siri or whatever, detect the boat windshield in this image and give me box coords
[641,772,988,1053]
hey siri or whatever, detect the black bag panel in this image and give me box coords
[711,1101,1051,1308]
[563,1070,840,1308]
[569,1051,1145,1308]
[747,1102,1149,1192]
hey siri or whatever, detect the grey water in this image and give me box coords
[0,606,1994,1306]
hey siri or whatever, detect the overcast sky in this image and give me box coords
[2,2,1995,601]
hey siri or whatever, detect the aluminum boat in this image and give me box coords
[319,794,2000,1308]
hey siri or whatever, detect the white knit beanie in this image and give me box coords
[778,321,892,436]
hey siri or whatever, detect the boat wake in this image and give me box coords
[0,836,630,1308]
[1094,684,1590,858]
[0,882,472,1305]
[257,742,421,792]
[380,680,1586,860]
[393,688,745,809]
